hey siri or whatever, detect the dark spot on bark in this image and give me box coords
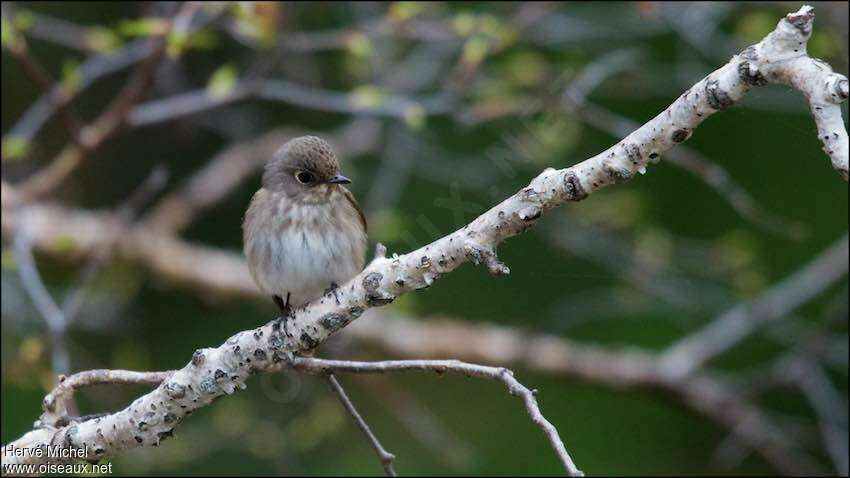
[199,376,217,394]
[191,350,205,367]
[362,272,382,293]
[738,61,767,86]
[214,369,226,380]
[319,312,350,331]
[563,172,588,201]
[65,426,79,448]
[300,332,319,350]
[625,144,642,164]
[164,412,177,424]
[268,333,284,350]
[604,163,633,183]
[363,272,392,305]
[367,296,394,306]
[253,349,267,361]
[164,382,186,399]
[157,429,174,442]
[705,79,734,110]
[348,306,364,319]
[671,129,690,143]
[134,436,143,444]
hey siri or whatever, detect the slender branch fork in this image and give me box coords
[1,5,847,476]
[293,357,581,475]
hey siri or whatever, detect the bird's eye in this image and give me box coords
[295,171,314,184]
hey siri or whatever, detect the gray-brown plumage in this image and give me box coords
[243,136,367,313]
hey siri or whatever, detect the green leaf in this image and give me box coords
[85,27,121,53]
[12,9,35,31]
[61,59,83,95]
[118,18,169,37]
[1,248,15,270]
[185,29,218,51]
[2,17,19,49]
[389,2,423,22]
[206,63,239,100]
[462,36,489,65]
[53,235,78,253]
[166,31,188,58]
[349,85,385,109]
[345,32,372,58]
[2,136,30,161]
[403,104,427,130]
[453,12,477,37]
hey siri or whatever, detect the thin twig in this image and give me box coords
[12,213,70,374]
[324,373,397,476]
[6,40,154,148]
[15,3,201,201]
[41,369,174,426]
[3,29,84,145]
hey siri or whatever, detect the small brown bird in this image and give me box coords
[243,136,367,317]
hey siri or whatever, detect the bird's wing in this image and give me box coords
[341,187,367,233]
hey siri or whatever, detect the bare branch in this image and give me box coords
[5,40,154,148]
[40,369,174,427]
[12,212,70,374]
[14,3,202,201]
[128,78,451,127]
[293,357,582,476]
[323,374,397,476]
[2,25,84,145]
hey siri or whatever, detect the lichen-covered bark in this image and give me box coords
[3,5,847,469]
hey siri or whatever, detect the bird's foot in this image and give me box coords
[273,293,295,337]
[324,282,341,304]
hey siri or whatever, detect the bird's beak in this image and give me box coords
[326,175,352,185]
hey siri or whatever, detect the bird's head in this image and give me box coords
[263,136,352,199]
